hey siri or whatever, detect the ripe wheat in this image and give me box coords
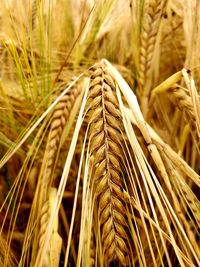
[44,85,80,185]
[138,0,167,115]
[139,0,167,89]
[87,62,131,265]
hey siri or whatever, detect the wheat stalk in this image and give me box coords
[86,62,131,265]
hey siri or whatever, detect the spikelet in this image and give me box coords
[39,198,50,267]
[89,229,96,267]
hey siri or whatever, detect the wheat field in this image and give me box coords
[0,0,199,266]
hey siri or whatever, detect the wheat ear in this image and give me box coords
[38,187,62,267]
[169,85,200,150]
[87,62,130,265]
[139,0,167,114]
[43,85,80,185]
